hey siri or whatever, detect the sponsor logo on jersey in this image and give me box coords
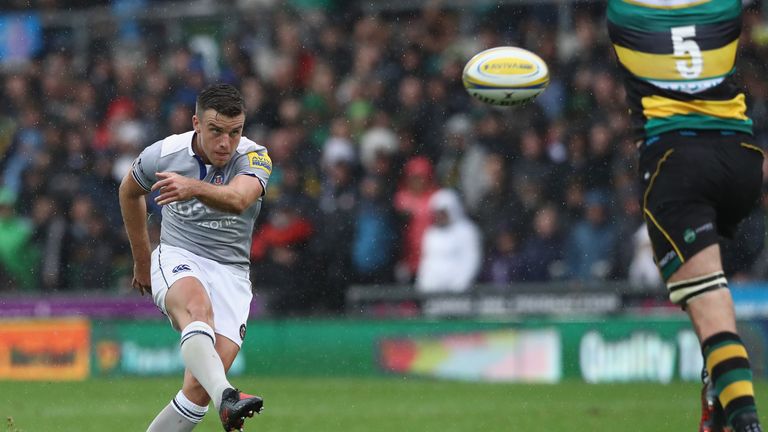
[172,264,192,274]
[239,324,247,341]
[248,152,272,175]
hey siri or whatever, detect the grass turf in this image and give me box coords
[2,376,767,431]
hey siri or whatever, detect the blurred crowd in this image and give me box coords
[1,1,768,315]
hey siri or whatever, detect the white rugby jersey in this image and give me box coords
[131,131,271,272]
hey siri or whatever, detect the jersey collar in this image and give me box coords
[188,132,198,157]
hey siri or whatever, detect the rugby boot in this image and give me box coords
[701,369,728,432]
[219,388,263,431]
[731,412,763,432]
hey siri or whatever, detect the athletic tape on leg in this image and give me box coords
[668,271,727,305]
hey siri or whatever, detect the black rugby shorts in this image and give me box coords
[638,130,763,281]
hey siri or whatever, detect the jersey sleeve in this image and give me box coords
[131,140,163,191]
[237,148,272,195]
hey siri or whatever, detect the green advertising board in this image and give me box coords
[88,317,768,383]
[90,319,246,377]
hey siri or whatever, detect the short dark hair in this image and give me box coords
[196,84,245,117]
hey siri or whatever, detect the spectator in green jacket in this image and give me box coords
[0,187,38,290]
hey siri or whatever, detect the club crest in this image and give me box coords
[212,171,224,185]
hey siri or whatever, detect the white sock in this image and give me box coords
[146,390,207,431]
[179,321,232,409]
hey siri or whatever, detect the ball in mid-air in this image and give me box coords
[462,46,549,107]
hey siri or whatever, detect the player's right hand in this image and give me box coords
[132,263,152,296]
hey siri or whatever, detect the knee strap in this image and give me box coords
[668,271,727,306]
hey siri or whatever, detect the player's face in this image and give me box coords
[193,109,245,167]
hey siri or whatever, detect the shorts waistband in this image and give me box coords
[640,129,746,148]
[158,243,250,280]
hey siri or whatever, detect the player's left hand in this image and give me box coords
[153,172,197,205]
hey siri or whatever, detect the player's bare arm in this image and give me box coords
[152,171,264,214]
[118,171,152,296]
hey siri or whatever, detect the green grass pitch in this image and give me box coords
[2,376,767,431]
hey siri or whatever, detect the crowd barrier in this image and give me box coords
[3,283,768,382]
[2,315,768,383]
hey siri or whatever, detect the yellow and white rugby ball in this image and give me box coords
[462,46,549,107]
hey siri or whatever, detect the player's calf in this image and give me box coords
[703,332,762,432]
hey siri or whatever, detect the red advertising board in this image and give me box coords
[0,318,90,381]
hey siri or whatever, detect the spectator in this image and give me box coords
[29,195,68,291]
[394,156,438,283]
[628,223,662,289]
[481,225,525,285]
[69,213,117,289]
[564,189,617,281]
[352,175,400,284]
[722,206,766,280]
[583,123,615,190]
[519,204,564,281]
[1,105,43,195]
[359,126,398,176]
[473,153,524,250]
[511,127,552,188]
[310,142,358,312]
[609,185,644,280]
[0,187,38,290]
[416,188,482,293]
[81,153,123,230]
[560,178,586,229]
[66,196,117,289]
[266,161,317,219]
[436,114,489,213]
[250,197,314,315]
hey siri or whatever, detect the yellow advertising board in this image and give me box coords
[0,318,90,381]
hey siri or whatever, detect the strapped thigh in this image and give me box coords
[668,271,728,306]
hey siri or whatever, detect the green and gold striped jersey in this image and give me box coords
[607,0,753,138]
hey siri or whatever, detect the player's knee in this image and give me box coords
[185,302,214,323]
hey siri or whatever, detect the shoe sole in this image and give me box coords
[222,400,263,431]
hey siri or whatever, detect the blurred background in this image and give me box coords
[3,0,768,411]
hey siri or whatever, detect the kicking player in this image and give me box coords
[608,1,764,431]
[119,84,271,432]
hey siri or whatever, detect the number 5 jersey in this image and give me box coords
[607,0,753,139]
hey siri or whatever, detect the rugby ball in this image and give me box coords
[462,46,549,107]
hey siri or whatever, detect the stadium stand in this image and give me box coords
[0,0,766,317]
